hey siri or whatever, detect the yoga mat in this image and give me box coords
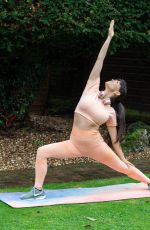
[0,182,150,208]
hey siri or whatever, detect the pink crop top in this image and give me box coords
[74,78,117,127]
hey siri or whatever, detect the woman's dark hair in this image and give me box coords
[110,79,127,143]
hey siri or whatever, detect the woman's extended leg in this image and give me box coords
[20,139,83,200]
[34,140,83,189]
[87,141,150,184]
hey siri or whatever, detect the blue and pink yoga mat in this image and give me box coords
[0,182,150,208]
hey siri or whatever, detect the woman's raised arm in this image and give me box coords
[88,20,115,82]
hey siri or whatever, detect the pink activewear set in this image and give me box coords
[35,77,150,187]
[34,35,150,188]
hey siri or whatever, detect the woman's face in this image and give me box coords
[105,79,121,93]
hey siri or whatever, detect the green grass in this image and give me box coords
[0,175,150,230]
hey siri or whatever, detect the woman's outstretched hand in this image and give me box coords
[108,20,115,38]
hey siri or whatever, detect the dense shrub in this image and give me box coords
[122,122,150,154]
[0,0,149,128]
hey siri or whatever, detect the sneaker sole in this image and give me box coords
[21,195,46,201]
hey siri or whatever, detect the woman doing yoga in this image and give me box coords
[21,20,150,200]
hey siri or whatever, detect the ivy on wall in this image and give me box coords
[0,0,149,127]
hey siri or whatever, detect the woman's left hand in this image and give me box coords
[122,158,135,168]
[108,20,115,38]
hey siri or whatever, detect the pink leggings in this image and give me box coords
[34,126,150,188]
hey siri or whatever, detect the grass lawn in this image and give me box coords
[0,175,150,230]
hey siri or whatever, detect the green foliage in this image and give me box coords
[0,0,149,128]
[0,0,149,54]
[122,122,150,154]
[127,121,150,134]
[48,98,77,114]
[0,46,48,128]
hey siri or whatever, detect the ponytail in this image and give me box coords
[111,78,127,143]
[111,100,126,142]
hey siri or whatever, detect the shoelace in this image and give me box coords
[33,187,42,196]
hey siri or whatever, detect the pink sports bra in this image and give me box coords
[74,78,117,127]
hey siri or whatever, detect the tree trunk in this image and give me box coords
[28,65,51,115]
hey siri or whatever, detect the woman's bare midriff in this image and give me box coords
[73,112,99,131]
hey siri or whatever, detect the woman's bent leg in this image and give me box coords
[34,140,82,188]
[88,141,150,184]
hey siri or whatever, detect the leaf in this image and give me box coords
[84,216,97,221]
[38,34,45,39]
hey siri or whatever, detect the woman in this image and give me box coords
[21,20,150,200]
